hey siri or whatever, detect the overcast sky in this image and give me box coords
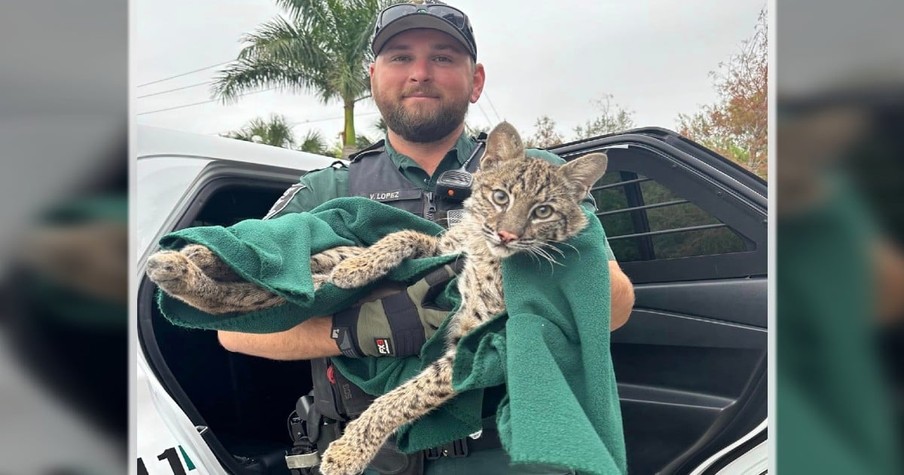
[134,0,765,143]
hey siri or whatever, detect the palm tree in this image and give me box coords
[223,114,296,148]
[297,129,331,155]
[212,0,388,155]
[373,117,387,135]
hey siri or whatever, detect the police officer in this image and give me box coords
[218,1,635,473]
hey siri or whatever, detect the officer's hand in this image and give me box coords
[330,265,459,358]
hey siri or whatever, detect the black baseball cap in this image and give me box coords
[372,1,477,60]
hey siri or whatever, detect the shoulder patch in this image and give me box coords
[263,183,307,220]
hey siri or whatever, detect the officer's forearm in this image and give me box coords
[217,316,340,360]
[609,260,635,331]
[217,263,633,359]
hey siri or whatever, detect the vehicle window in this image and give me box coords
[593,170,749,262]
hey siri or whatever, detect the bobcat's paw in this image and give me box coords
[310,246,367,274]
[182,244,240,281]
[147,251,190,288]
[311,274,330,291]
[181,244,219,270]
[329,258,383,289]
[181,243,212,259]
[319,437,373,475]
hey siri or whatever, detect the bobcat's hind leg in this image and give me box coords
[319,352,457,475]
[146,248,284,314]
[146,250,197,294]
[181,244,242,281]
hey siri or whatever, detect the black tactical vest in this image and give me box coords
[347,139,483,227]
[293,137,507,475]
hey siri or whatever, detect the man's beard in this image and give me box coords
[377,91,469,143]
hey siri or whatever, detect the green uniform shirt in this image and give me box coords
[273,132,615,260]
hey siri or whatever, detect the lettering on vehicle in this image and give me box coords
[369,191,401,201]
[138,446,195,474]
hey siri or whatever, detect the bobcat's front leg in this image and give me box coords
[310,246,366,273]
[308,246,365,290]
[319,353,457,475]
[329,231,441,289]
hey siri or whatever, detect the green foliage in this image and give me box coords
[212,0,391,150]
[298,129,331,155]
[223,115,342,158]
[355,133,375,149]
[525,116,564,149]
[223,114,296,148]
[525,95,636,147]
[573,95,637,139]
[677,8,768,177]
[373,117,387,135]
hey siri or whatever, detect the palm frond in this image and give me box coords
[297,129,330,155]
[211,59,318,103]
[223,114,298,149]
[274,0,330,28]
[238,16,332,78]
[214,0,390,146]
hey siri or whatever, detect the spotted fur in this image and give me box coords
[318,122,607,475]
[146,244,365,314]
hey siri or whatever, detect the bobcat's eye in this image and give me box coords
[533,205,553,219]
[491,190,509,206]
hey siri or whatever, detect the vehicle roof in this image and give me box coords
[136,125,339,171]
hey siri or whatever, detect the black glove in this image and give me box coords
[330,264,460,358]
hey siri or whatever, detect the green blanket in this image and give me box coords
[155,197,626,475]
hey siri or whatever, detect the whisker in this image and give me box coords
[525,247,542,266]
[529,245,561,270]
[564,243,581,258]
[514,243,543,267]
[527,246,555,273]
[546,239,581,259]
[533,241,565,262]
[538,242,567,259]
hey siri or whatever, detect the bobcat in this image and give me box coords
[146,121,607,475]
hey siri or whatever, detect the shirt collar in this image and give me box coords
[384,132,477,172]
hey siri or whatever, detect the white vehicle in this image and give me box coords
[136,125,768,474]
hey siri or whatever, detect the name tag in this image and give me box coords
[366,190,421,202]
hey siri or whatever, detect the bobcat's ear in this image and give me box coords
[560,152,608,201]
[481,121,525,170]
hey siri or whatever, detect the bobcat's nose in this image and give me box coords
[497,230,519,244]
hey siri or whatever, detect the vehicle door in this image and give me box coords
[549,129,768,475]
